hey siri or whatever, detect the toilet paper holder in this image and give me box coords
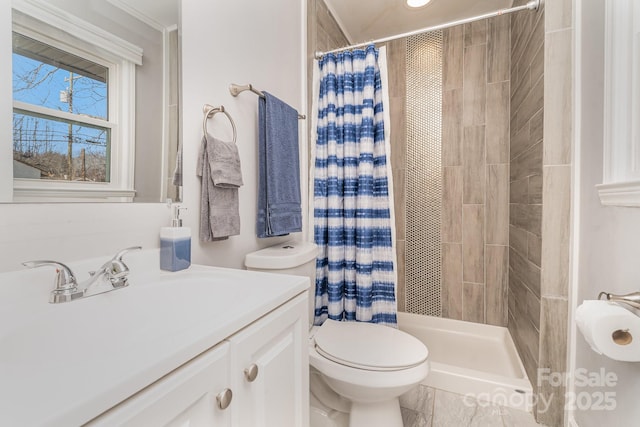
[599,291,640,310]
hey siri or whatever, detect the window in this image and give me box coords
[13,32,111,183]
[11,0,142,201]
[597,0,640,206]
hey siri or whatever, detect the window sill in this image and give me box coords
[13,183,135,203]
[596,180,640,207]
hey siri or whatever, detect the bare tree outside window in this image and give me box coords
[12,32,110,182]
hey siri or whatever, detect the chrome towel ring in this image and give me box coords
[202,104,237,143]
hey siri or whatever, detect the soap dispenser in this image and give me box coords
[160,205,191,271]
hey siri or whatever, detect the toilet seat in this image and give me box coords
[313,320,429,371]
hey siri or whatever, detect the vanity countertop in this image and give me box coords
[0,250,309,426]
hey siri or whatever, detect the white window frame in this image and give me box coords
[11,0,142,202]
[597,0,640,206]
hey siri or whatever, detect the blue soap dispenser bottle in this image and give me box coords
[160,206,191,271]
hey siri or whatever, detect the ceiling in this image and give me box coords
[323,0,513,44]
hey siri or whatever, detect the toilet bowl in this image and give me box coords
[245,241,430,427]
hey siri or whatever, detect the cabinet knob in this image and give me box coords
[216,388,233,410]
[244,364,259,382]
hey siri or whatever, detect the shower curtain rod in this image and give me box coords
[314,0,540,59]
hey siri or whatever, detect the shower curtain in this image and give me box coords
[312,44,397,327]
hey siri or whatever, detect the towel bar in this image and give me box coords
[229,83,306,120]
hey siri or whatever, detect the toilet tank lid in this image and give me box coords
[245,241,318,270]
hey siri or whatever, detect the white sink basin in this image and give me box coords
[0,250,308,426]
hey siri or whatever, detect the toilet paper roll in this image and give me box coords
[576,300,640,362]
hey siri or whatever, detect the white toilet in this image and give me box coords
[245,241,429,427]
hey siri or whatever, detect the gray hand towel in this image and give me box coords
[197,134,243,241]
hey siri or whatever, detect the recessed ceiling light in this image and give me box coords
[406,0,432,8]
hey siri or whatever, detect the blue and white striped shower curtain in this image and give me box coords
[313,45,397,327]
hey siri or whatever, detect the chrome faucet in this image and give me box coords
[22,260,83,303]
[23,246,142,304]
[86,246,142,290]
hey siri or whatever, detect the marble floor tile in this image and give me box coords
[400,385,436,417]
[501,406,546,427]
[432,389,505,427]
[402,407,432,427]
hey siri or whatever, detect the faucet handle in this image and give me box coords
[105,246,142,287]
[22,260,84,303]
[112,246,142,262]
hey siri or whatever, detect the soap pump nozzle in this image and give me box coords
[172,206,187,227]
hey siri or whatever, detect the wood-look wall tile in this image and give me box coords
[509,247,541,298]
[387,39,407,99]
[516,8,544,70]
[544,29,573,166]
[442,89,463,166]
[508,312,540,395]
[486,245,508,326]
[515,76,544,132]
[463,282,485,323]
[316,0,349,48]
[463,205,485,283]
[530,44,544,88]
[509,269,541,330]
[511,67,531,119]
[443,26,464,91]
[511,10,533,67]
[463,44,487,126]
[396,240,406,312]
[546,0,572,31]
[510,120,530,161]
[442,166,463,243]
[486,164,509,245]
[541,165,571,297]
[390,96,407,170]
[538,297,569,427]
[510,203,542,236]
[527,231,542,267]
[509,224,528,257]
[463,126,486,204]
[510,141,543,182]
[486,82,510,164]
[393,168,406,241]
[529,108,544,144]
[528,174,542,204]
[487,15,510,83]
[464,20,487,47]
[442,243,463,320]
[518,20,544,81]
[510,179,529,205]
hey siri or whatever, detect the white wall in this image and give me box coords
[0,0,13,201]
[0,0,306,272]
[573,0,640,425]
[0,0,168,272]
[180,0,307,268]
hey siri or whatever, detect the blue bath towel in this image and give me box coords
[257,92,302,237]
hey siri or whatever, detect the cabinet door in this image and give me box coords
[88,342,232,427]
[229,293,309,427]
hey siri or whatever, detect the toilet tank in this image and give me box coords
[245,241,318,327]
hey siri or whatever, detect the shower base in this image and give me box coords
[398,311,534,411]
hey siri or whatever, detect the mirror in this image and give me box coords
[6,0,180,203]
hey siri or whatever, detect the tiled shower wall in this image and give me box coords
[508,0,545,401]
[439,16,511,325]
[387,19,511,324]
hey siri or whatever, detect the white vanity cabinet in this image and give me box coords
[87,293,309,427]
